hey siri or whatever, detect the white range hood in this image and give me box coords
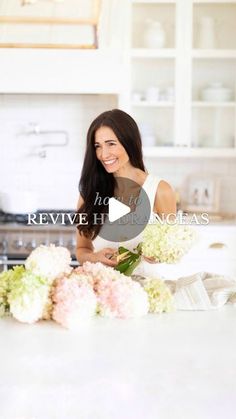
[0,49,124,94]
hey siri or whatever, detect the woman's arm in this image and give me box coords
[154,180,177,218]
[76,195,117,267]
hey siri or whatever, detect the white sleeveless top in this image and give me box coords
[93,173,161,252]
[93,174,201,280]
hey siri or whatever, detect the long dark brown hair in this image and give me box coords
[77,109,145,238]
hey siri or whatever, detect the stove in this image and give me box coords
[0,209,78,226]
[0,210,78,271]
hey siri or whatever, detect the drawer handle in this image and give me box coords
[209,242,227,249]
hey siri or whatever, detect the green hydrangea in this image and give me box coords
[143,278,174,313]
[0,266,25,317]
[8,267,49,324]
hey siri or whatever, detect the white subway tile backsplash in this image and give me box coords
[145,157,236,213]
[202,160,229,175]
[0,93,117,209]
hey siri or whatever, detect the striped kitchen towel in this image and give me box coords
[166,272,236,310]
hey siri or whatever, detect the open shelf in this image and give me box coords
[131,48,176,58]
[192,101,236,107]
[133,0,176,4]
[132,101,174,107]
[143,146,236,158]
[193,0,236,4]
[192,50,236,59]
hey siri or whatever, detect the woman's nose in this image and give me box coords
[100,147,110,159]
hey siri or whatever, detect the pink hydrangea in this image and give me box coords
[52,273,97,329]
[82,262,149,318]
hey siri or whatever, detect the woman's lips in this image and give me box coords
[103,158,117,167]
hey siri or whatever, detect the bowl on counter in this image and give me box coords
[201,83,234,102]
[0,190,38,214]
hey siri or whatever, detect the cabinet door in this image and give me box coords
[130,1,177,148]
[191,1,236,151]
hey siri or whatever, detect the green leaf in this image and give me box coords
[115,259,132,273]
[115,246,141,276]
[123,255,141,276]
[118,246,130,255]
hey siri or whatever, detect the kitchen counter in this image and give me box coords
[1,307,236,419]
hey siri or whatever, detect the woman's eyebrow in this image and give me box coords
[94,139,117,144]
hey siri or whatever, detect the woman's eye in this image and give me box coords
[94,142,116,149]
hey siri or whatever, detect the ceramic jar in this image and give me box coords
[198,16,216,49]
[144,20,166,49]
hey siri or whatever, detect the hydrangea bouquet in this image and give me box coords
[116,223,197,276]
[141,223,197,263]
[0,242,176,329]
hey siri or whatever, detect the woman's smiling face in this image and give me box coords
[94,126,130,174]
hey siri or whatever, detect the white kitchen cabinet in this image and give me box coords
[184,224,236,277]
[126,0,236,158]
[128,1,177,150]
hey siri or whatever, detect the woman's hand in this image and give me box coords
[91,247,118,267]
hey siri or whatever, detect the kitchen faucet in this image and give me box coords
[20,122,69,158]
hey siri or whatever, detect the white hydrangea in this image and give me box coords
[142,223,197,264]
[25,244,72,284]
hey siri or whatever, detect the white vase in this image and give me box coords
[198,16,216,49]
[144,20,166,49]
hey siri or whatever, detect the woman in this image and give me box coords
[76,109,176,267]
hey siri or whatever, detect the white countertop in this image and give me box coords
[1,307,236,419]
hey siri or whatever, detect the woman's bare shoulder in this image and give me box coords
[157,179,174,196]
[154,179,176,215]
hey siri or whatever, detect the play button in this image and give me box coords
[97,177,151,243]
[108,197,131,223]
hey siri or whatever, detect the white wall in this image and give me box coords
[146,158,236,214]
[0,94,235,213]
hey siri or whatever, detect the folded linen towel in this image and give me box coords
[132,272,236,311]
[167,272,236,310]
